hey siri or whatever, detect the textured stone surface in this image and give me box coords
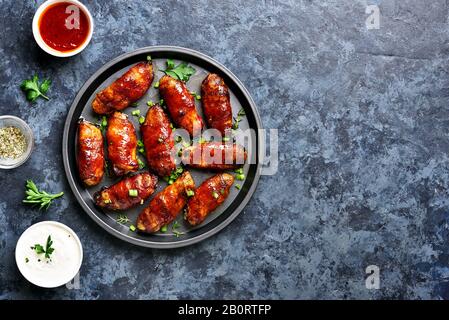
[1,0,449,299]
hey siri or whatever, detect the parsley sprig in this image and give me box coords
[163,59,196,82]
[20,75,51,102]
[31,235,55,259]
[23,180,64,210]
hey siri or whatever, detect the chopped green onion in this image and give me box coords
[168,179,174,185]
[101,116,107,127]
[129,225,136,232]
[196,95,201,100]
[154,81,159,88]
[137,140,144,147]
[131,110,140,116]
[186,189,195,197]
[129,189,138,197]
[139,148,145,154]
[175,136,182,143]
[235,184,241,190]
[159,99,164,106]
[161,225,168,233]
[177,149,183,157]
[236,174,245,181]
[235,168,243,174]
[104,199,112,204]
[131,102,139,107]
[138,158,145,169]
[139,116,145,124]
[220,189,225,195]
[147,55,152,61]
[223,137,230,142]
[147,100,154,107]
[212,191,219,199]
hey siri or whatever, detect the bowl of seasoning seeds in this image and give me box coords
[0,116,34,169]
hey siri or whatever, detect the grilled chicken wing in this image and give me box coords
[77,120,105,186]
[181,142,247,170]
[186,173,234,226]
[136,171,195,233]
[158,75,204,136]
[141,105,176,177]
[94,172,158,210]
[92,61,153,115]
[201,74,232,136]
[106,112,139,176]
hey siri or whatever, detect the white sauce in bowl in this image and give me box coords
[15,221,83,288]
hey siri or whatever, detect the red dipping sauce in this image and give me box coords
[39,2,90,52]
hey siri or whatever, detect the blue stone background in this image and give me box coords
[1,0,449,299]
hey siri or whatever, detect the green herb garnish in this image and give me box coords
[232,108,247,130]
[131,110,140,116]
[138,158,146,169]
[139,116,145,124]
[212,191,219,199]
[23,180,64,210]
[160,225,168,233]
[20,75,51,102]
[32,235,54,259]
[100,116,108,134]
[131,102,139,107]
[116,215,130,224]
[163,59,196,82]
[129,225,136,232]
[186,189,195,197]
[236,174,245,181]
[154,81,159,88]
[129,189,138,197]
[164,167,184,185]
[235,184,241,190]
[147,100,154,107]
[172,221,184,237]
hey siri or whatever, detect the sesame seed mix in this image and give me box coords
[0,127,26,159]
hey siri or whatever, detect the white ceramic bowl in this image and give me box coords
[0,115,34,169]
[15,221,83,288]
[32,0,94,57]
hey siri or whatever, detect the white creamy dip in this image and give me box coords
[15,221,83,288]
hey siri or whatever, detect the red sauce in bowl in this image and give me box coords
[39,2,90,53]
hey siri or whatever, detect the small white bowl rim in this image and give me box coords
[0,115,34,169]
[15,221,83,288]
[32,0,94,58]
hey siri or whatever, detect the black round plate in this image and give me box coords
[62,46,262,248]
